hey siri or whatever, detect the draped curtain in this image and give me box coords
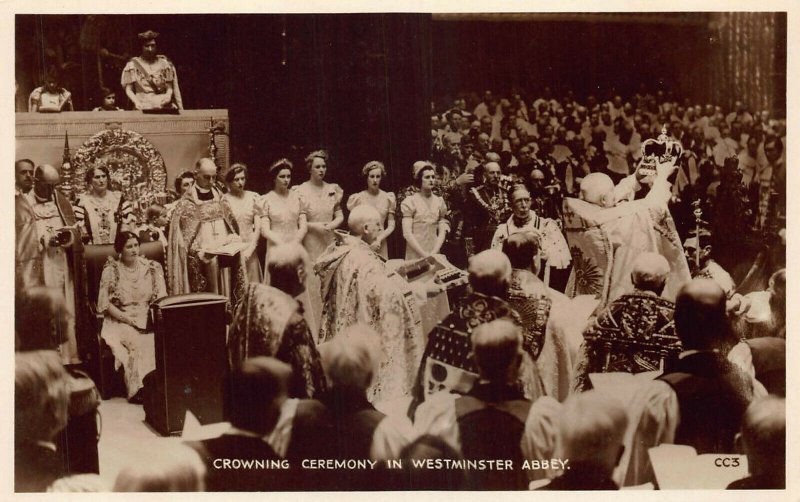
[708,12,786,117]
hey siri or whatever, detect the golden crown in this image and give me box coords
[638,125,683,174]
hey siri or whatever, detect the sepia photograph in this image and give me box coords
[11,4,791,496]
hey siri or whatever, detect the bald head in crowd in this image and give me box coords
[674,278,729,351]
[319,324,381,391]
[630,252,670,295]
[348,204,382,244]
[471,319,523,383]
[558,390,628,473]
[736,396,785,483]
[484,152,501,163]
[483,161,502,187]
[468,249,512,298]
[114,442,207,492]
[32,164,60,200]
[580,172,615,208]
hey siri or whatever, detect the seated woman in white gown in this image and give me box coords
[97,231,166,401]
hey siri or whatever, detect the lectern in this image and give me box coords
[145,293,228,436]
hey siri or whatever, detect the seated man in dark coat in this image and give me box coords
[415,319,532,490]
[411,249,523,411]
[186,357,299,491]
[575,252,682,390]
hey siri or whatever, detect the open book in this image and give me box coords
[648,444,748,489]
[200,239,249,257]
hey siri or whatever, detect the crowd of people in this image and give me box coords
[14,31,787,492]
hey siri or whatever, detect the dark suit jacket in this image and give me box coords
[658,351,752,454]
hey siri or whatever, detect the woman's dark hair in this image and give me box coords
[114,231,140,254]
[43,69,62,89]
[414,165,435,188]
[174,171,195,194]
[267,158,294,185]
[84,165,110,186]
[225,163,248,184]
[502,232,541,270]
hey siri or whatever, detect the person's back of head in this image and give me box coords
[736,396,785,485]
[471,319,522,384]
[768,268,786,297]
[266,243,309,295]
[502,232,541,272]
[114,442,206,492]
[580,172,615,207]
[318,324,380,393]
[630,252,670,295]
[745,337,785,396]
[227,357,290,436]
[347,204,381,239]
[195,157,216,174]
[314,325,382,468]
[558,390,628,477]
[468,249,512,298]
[674,278,730,351]
[15,350,70,443]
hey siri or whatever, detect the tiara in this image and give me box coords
[269,158,293,173]
[304,150,328,163]
[362,160,385,175]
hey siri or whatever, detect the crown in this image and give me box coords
[637,125,683,176]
